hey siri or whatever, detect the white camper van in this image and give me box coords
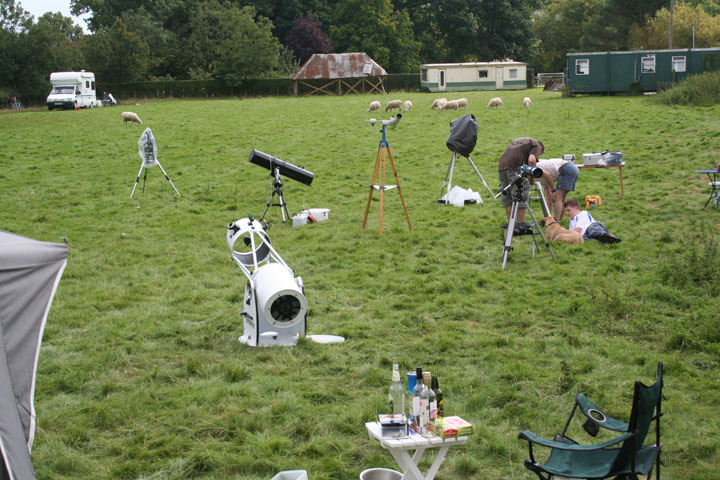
[46,71,101,110]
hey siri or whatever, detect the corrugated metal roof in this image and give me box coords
[292,53,387,80]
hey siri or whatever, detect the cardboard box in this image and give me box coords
[436,416,473,439]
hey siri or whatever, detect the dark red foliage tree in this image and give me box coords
[284,14,333,65]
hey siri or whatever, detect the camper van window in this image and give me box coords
[576,59,589,75]
[421,69,427,81]
[672,56,686,72]
[86,81,90,88]
[508,69,518,79]
[478,70,488,78]
[642,56,656,73]
[53,86,75,94]
[92,81,96,90]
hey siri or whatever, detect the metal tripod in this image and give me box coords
[362,123,412,235]
[438,151,494,204]
[130,158,181,198]
[260,168,290,222]
[501,178,555,269]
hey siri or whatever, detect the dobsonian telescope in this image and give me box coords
[248,149,314,222]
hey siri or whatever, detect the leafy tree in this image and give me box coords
[284,14,333,65]
[329,0,420,72]
[532,0,606,72]
[629,3,720,49]
[81,18,149,85]
[0,0,31,97]
[215,5,281,83]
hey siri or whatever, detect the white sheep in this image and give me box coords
[122,111,142,125]
[523,97,532,110]
[430,98,447,110]
[440,99,459,111]
[368,100,381,112]
[486,97,503,108]
[385,99,403,112]
[457,98,468,109]
[403,100,412,112]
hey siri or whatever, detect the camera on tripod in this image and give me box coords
[517,164,543,179]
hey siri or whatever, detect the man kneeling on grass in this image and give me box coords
[563,199,621,244]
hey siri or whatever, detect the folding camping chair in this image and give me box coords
[518,362,664,480]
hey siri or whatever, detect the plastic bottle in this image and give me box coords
[388,364,405,417]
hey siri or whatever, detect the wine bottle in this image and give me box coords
[420,371,436,437]
[410,367,425,434]
[431,374,443,419]
[388,364,405,417]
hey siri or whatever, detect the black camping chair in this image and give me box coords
[518,362,663,480]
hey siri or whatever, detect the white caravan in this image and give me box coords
[46,71,101,110]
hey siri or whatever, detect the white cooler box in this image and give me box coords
[292,208,330,227]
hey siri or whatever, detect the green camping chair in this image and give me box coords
[518,362,663,480]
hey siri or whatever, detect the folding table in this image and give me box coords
[578,162,626,199]
[365,421,469,480]
[696,169,720,209]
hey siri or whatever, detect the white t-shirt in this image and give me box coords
[569,210,594,235]
[537,159,567,182]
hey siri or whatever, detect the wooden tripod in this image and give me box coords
[362,124,412,235]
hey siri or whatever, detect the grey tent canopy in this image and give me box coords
[0,231,68,480]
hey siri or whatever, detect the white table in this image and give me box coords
[365,422,469,480]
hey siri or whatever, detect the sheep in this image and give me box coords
[403,100,412,112]
[439,99,459,111]
[385,99,403,112]
[486,97,503,108]
[122,111,142,125]
[430,98,447,110]
[523,97,532,110]
[457,98,468,109]
[368,100,381,112]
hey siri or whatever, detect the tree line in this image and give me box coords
[2,0,720,102]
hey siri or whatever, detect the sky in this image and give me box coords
[19,0,91,31]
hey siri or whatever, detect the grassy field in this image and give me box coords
[1,89,719,480]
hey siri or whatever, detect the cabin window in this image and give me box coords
[478,70,488,78]
[508,69,518,79]
[421,69,428,81]
[86,81,90,88]
[91,81,96,90]
[575,59,589,75]
[672,56,686,72]
[642,55,656,73]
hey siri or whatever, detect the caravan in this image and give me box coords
[46,71,101,110]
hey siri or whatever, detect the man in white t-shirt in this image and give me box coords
[564,199,621,243]
[537,158,579,221]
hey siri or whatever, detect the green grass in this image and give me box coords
[1,89,719,480]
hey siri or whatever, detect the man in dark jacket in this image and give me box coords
[498,137,544,222]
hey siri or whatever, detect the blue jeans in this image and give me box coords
[584,221,609,240]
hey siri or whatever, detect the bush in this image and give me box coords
[655,71,720,106]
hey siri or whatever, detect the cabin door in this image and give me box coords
[438,70,446,91]
[495,68,504,89]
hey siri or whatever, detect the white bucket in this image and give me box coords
[359,468,403,480]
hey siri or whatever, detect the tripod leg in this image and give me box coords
[439,152,456,201]
[502,201,518,269]
[142,169,148,193]
[130,164,145,198]
[363,147,384,230]
[155,161,181,197]
[261,189,275,221]
[386,146,412,230]
[526,205,556,260]
[277,190,289,223]
[467,156,495,198]
[535,183,551,217]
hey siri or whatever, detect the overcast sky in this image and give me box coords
[20,0,91,31]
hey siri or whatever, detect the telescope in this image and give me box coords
[227,215,307,346]
[367,114,402,128]
[248,149,314,186]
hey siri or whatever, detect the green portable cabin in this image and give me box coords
[567,47,720,94]
[420,61,527,92]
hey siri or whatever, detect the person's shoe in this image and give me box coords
[598,233,621,244]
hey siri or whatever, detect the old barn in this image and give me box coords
[292,53,387,97]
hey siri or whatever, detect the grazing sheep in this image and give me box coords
[457,98,468,109]
[430,98,447,110]
[440,99,459,111]
[523,97,532,110]
[368,100,381,112]
[385,99,403,112]
[403,100,412,111]
[486,97,503,108]
[122,111,142,125]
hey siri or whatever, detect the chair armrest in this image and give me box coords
[518,430,632,451]
[576,393,629,432]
